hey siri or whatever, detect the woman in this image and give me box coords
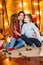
[21,14,42,47]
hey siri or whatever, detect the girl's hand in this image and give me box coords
[32,33,37,37]
[14,31,21,36]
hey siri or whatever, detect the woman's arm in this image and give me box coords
[21,24,26,35]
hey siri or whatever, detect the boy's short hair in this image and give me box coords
[26,14,32,21]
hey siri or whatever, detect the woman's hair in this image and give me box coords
[18,11,25,17]
[10,14,18,34]
[25,14,32,22]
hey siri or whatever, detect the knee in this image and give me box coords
[11,38,16,42]
[21,40,25,45]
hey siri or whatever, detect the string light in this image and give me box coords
[19,2,27,7]
[36,11,42,15]
[25,10,30,14]
[33,2,38,5]
[23,2,27,6]
[4,21,8,26]
[0,4,2,8]
[19,3,22,7]
[7,37,11,43]
[37,19,39,24]
[36,11,39,15]
[5,58,9,61]
[40,11,42,15]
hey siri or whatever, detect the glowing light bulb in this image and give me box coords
[40,11,42,15]
[25,10,30,14]
[37,20,39,24]
[5,58,9,61]
[33,2,38,5]
[19,2,27,7]
[0,4,2,8]
[4,21,8,26]
[19,3,22,7]
[36,11,39,15]
[7,37,11,43]
[24,2,27,6]
[36,11,42,15]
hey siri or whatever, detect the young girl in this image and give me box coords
[4,14,26,50]
[21,14,42,47]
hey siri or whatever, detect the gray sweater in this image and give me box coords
[21,22,41,42]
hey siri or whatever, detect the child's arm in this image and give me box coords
[13,31,21,36]
[32,33,37,37]
[32,23,41,42]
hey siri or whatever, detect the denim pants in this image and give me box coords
[21,35,42,47]
[4,38,25,49]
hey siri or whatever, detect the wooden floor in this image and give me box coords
[0,40,43,57]
[0,56,43,65]
[0,40,43,65]
[0,46,40,57]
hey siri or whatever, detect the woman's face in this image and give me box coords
[18,13,24,21]
[24,15,30,23]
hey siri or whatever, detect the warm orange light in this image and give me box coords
[3,58,10,65]
[36,11,39,15]
[8,13,12,16]
[25,10,30,14]
[7,37,11,43]
[33,2,38,5]
[19,3,22,7]
[19,2,27,7]
[40,11,42,15]
[3,58,18,65]
[4,21,8,26]
[36,11,42,15]
[8,37,11,42]
[37,20,39,24]
[32,15,36,18]
[5,37,11,43]
[0,33,4,40]
[5,58,9,61]
[0,4,2,8]
[23,2,27,6]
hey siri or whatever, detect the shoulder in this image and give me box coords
[22,24,27,27]
[31,23,36,27]
[31,22,35,25]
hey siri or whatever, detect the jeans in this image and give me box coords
[4,38,25,49]
[21,35,42,47]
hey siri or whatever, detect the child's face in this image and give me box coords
[24,15,30,23]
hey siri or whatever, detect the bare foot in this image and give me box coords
[24,44,27,47]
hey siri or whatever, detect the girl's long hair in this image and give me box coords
[10,14,18,34]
